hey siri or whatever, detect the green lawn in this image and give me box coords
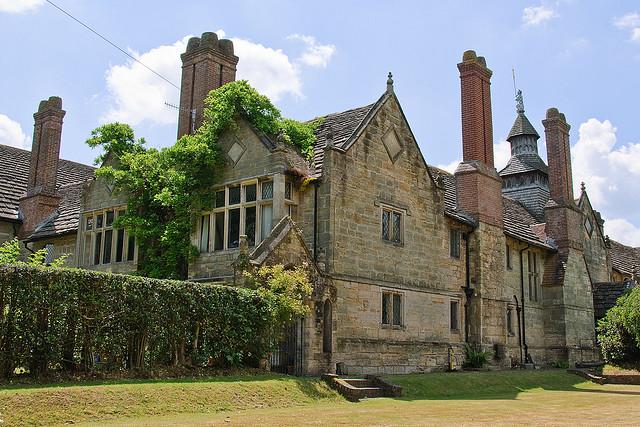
[1,370,639,426]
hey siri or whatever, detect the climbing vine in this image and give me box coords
[88,81,320,279]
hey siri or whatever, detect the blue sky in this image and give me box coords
[1,0,640,246]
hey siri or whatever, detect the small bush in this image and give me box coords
[597,299,640,364]
[463,344,491,369]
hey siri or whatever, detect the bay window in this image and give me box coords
[199,179,275,252]
[83,208,136,266]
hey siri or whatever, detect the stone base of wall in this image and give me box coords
[333,338,465,375]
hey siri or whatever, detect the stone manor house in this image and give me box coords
[1,32,639,375]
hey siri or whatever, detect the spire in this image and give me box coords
[516,89,525,114]
[386,72,394,94]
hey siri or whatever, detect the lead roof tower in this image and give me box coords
[499,90,549,222]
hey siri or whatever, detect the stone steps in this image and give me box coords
[322,374,402,402]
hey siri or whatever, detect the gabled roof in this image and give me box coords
[609,239,640,276]
[27,181,85,241]
[310,103,376,177]
[499,153,548,177]
[0,144,94,223]
[507,112,540,141]
[427,166,476,226]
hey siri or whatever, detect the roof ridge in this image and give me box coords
[0,143,95,170]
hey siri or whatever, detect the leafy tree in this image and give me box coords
[0,239,68,268]
[88,81,320,279]
[597,287,640,364]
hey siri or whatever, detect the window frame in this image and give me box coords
[82,207,136,266]
[527,251,540,302]
[381,289,404,328]
[200,178,276,252]
[450,228,461,259]
[381,205,405,246]
[450,299,460,332]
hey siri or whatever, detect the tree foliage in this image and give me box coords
[597,287,640,364]
[88,81,320,279]
[0,239,68,268]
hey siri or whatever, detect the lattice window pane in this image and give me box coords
[229,186,241,205]
[245,206,256,246]
[382,293,391,325]
[285,182,292,200]
[392,212,402,243]
[262,181,273,199]
[392,294,402,326]
[105,210,115,227]
[215,190,225,208]
[382,210,390,241]
[244,184,257,202]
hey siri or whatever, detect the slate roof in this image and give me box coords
[609,239,640,276]
[499,153,548,177]
[311,103,376,177]
[593,281,637,320]
[427,166,552,248]
[0,144,94,228]
[502,197,553,249]
[507,112,540,141]
[28,181,85,241]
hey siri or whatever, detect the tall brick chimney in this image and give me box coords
[543,107,582,250]
[543,108,573,205]
[458,50,494,167]
[19,96,65,237]
[455,51,502,228]
[177,32,238,138]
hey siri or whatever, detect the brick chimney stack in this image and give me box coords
[455,51,502,228]
[177,32,239,139]
[457,50,494,167]
[543,108,573,205]
[19,96,65,238]
[543,107,582,250]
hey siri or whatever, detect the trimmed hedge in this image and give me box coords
[0,265,292,378]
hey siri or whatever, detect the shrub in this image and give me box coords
[0,265,308,378]
[463,344,491,369]
[597,290,640,364]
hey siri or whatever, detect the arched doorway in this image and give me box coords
[323,299,332,353]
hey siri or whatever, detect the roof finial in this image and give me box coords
[580,181,586,192]
[515,89,525,114]
[386,72,394,94]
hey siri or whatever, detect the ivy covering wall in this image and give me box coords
[0,265,308,378]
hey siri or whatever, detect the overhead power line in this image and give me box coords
[45,0,180,90]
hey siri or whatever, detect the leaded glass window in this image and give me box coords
[381,207,403,244]
[261,181,273,199]
[382,291,403,327]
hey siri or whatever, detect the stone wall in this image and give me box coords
[32,233,77,267]
[0,221,15,244]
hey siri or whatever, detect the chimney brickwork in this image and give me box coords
[177,32,238,139]
[543,108,582,251]
[457,50,494,167]
[19,96,65,238]
[455,51,503,228]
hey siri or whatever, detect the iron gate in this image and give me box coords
[269,318,304,375]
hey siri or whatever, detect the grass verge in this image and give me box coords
[0,374,342,426]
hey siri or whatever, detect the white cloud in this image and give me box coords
[522,5,557,26]
[287,34,336,68]
[605,218,640,247]
[0,0,44,13]
[436,140,511,174]
[572,118,640,246]
[102,36,189,126]
[436,159,460,174]
[0,114,30,149]
[230,36,302,101]
[494,140,511,171]
[614,12,640,42]
[103,30,336,125]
